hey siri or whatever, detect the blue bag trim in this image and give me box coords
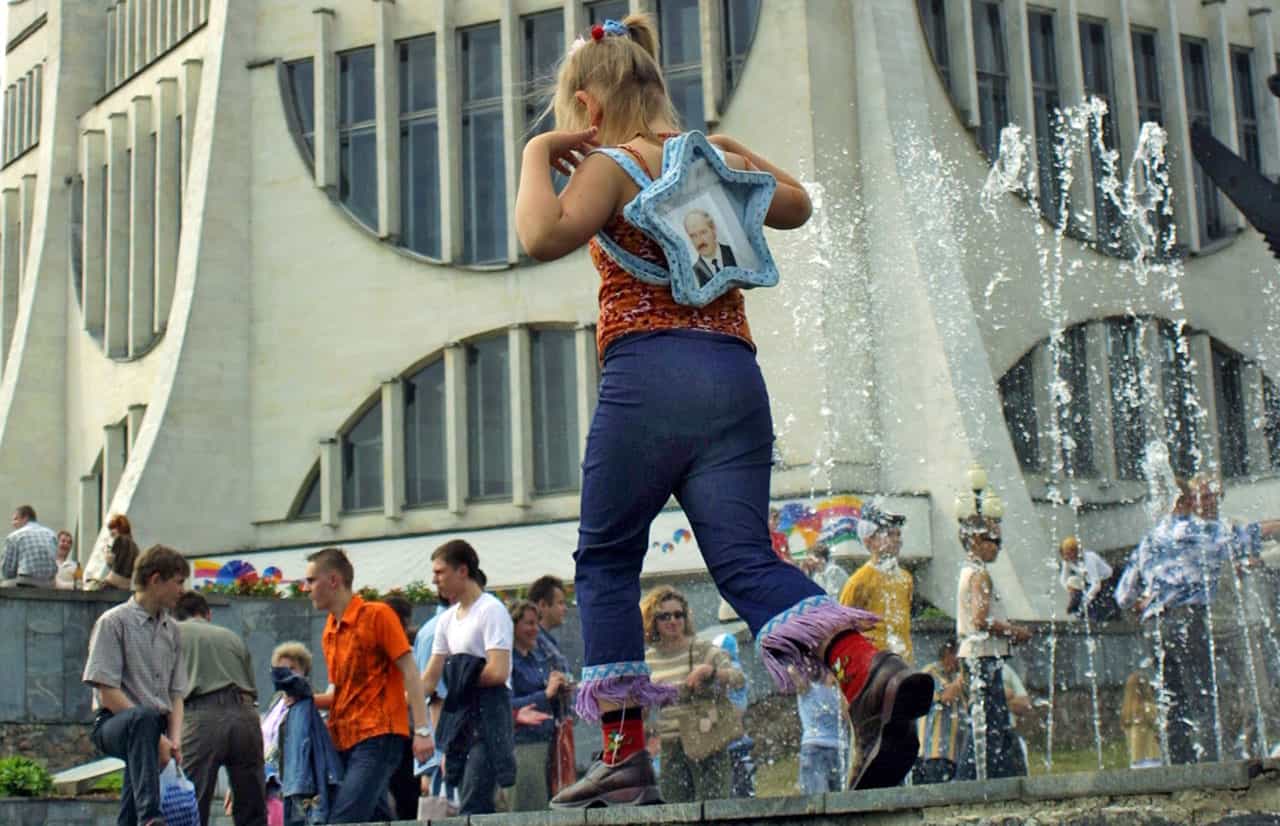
[588,147,671,286]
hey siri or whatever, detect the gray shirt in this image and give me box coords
[83,597,187,712]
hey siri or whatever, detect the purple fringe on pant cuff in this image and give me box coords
[757,599,879,694]
[573,675,679,723]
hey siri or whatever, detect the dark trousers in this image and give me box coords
[911,757,956,785]
[959,657,1022,780]
[183,689,267,826]
[1157,604,1219,764]
[458,737,499,815]
[330,733,404,823]
[91,706,166,826]
[575,331,825,670]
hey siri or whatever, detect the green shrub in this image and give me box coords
[0,756,53,798]
[92,770,123,794]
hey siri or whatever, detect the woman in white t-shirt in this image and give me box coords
[421,540,514,815]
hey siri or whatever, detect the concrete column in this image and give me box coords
[105,113,130,359]
[116,1,129,84]
[127,404,146,448]
[141,0,153,67]
[15,77,27,154]
[1250,9,1280,179]
[81,131,106,336]
[0,190,19,370]
[77,475,101,565]
[319,438,340,527]
[509,325,533,507]
[313,9,338,191]
[1109,0,1139,165]
[128,96,155,357]
[437,0,460,263]
[944,0,980,127]
[630,0,653,16]
[131,0,143,75]
[1084,320,1118,481]
[381,378,405,520]
[103,422,128,509]
[1002,0,1034,132]
[175,0,186,39]
[181,60,202,185]
[31,65,41,145]
[574,324,598,466]
[1243,362,1269,477]
[19,174,35,278]
[374,0,401,240]
[500,1,521,264]
[106,6,117,89]
[565,0,585,47]
[699,0,726,124]
[167,0,180,47]
[1052,0,1096,237]
[444,342,467,513]
[155,0,167,53]
[1156,0,1199,250]
[4,88,13,161]
[1204,0,1239,230]
[1187,332,1218,475]
[153,78,178,334]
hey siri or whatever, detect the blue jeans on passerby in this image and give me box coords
[329,734,405,823]
[91,706,167,826]
[798,744,842,794]
[575,331,824,673]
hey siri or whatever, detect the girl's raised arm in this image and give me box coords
[516,127,622,262]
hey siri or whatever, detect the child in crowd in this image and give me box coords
[791,667,847,794]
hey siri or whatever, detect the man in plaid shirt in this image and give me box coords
[1,504,57,587]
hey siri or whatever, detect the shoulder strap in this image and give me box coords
[587,147,669,285]
[589,146,653,188]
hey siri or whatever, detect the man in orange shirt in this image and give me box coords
[305,547,433,823]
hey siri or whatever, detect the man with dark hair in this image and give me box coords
[2,504,57,587]
[174,590,266,826]
[305,547,433,823]
[527,575,573,795]
[83,544,191,826]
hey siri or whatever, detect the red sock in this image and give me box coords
[600,709,646,766]
[824,631,878,704]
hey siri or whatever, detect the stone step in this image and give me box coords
[49,756,124,795]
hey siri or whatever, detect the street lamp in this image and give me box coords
[955,463,1004,520]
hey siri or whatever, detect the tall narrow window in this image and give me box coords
[1080,19,1122,251]
[400,36,441,258]
[1055,326,1095,477]
[531,329,580,494]
[1182,38,1225,243]
[659,0,704,131]
[1108,317,1145,480]
[1232,48,1260,172]
[1212,344,1248,479]
[467,336,512,499]
[175,115,182,242]
[342,402,383,511]
[70,175,84,305]
[460,24,506,264]
[100,163,108,275]
[1132,29,1163,125]
[1028,10,1061,225]
[586,0,629,25]
[296,463,321,518]
[1160,321,1199,479]
[286,58,316,156]
[1264,376,1280,470]
[521,11,566,192]
[722,0,761,93]
[1000,350,1041,471]
[405,360,447,506]
[972,0,1009,160]
[917,0,950,90]
[338,47,378,229]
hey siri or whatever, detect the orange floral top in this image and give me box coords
[589,145,754,359]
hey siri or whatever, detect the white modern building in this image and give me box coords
[1,0,1278,617]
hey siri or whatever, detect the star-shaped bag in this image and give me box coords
[592,131,780,308]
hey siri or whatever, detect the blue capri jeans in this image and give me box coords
[574,330,825,676]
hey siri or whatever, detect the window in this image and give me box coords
[1182,38,1225,242]
[660,0,705,131]
[531,329,580,493]
[467,336,511,499]
[1054,327,1095,477]
[1264,376,1280,470]
[405,360,447,506]
[70,175,83,305]
[1108,317,1145,480]
[1080,18,1122,251]
[1212,344,1248,479]
[1159,321,1199,479]
[972,0,1009,160]
[587,0,629,26]
[1132,29,1162,126]
[917,0,950,90]
[342,402,383,511]
[400,36,441,258]
[722,0,761,93]
[286,58,315,155]
[460,24,507,264]
[1000,350,1041,471]
[338,48,378,228]
[1232,48,1260,172]
[521,11,566,192]
[296,463,321,517]
[1028,10,1061,225]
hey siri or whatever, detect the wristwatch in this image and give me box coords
[414,726,432,738]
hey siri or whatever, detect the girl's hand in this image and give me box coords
[532,126,600,176]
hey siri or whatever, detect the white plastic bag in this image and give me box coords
[159,759,200,826]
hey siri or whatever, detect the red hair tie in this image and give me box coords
[591,24,605,41]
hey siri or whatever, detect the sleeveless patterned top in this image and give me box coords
[589,143,754,359]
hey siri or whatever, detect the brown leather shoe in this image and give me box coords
[549,750,662,809]
[847,651,934,790]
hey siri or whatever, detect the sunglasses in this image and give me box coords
[656,611,686,622]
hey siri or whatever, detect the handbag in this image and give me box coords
[159,760,200,826]
[549,716,577,795]
[677,644,745,761]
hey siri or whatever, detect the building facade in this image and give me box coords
[0,0,1278,617]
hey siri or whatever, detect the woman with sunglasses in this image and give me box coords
[641,586,744,802]
[955,515,1032,780]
